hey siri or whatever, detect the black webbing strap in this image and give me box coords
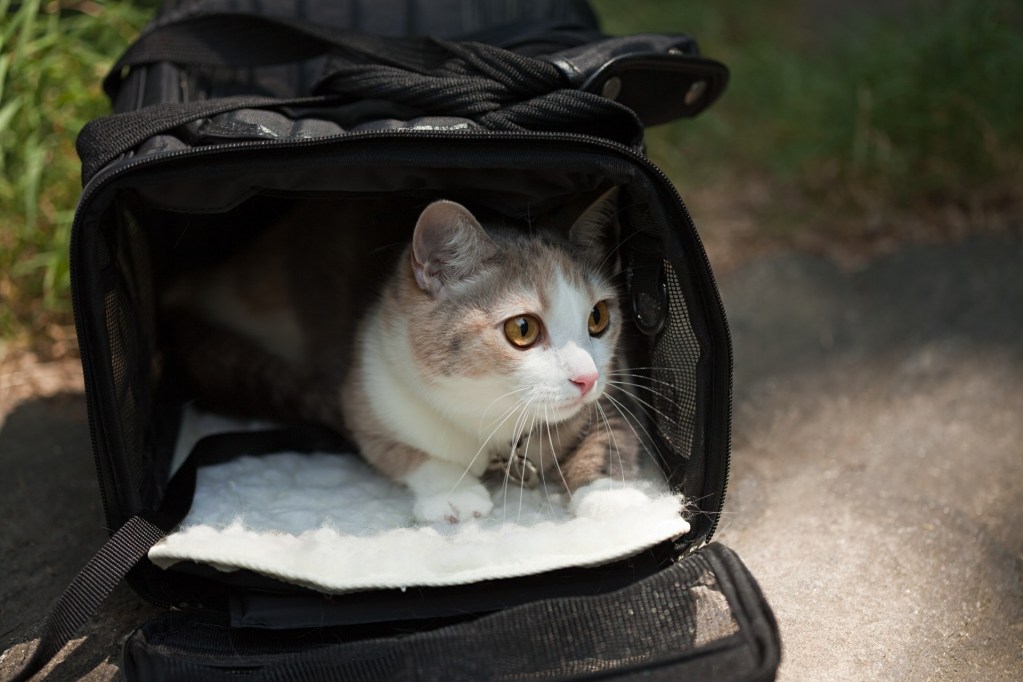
[75,93,339,186]
[10,426,347,681]
[312,39,642,140]
[9,514,167,682]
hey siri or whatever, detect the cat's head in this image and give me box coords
[404,189,624,427]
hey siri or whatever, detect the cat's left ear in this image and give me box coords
[569,187,621,266]
[412,200,497,298]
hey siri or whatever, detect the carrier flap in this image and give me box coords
[120,543,780,682]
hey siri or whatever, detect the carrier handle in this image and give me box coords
[7,426,345,681]
[103,11,726,124]
[309,37,643,142]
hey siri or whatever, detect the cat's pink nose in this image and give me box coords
[570,372,598,396]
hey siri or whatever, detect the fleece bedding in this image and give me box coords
[148,408,691,594]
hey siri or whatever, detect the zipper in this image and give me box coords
[72,127,732,550]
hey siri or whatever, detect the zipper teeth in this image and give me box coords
[74,127,732,547]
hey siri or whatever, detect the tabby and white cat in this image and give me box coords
[165,189,638,523]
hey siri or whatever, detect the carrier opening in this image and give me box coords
[84,156,708,608]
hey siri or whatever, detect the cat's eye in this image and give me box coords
[588,301,610,336]
[504,315,541,349]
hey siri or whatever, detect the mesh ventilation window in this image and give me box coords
[649,260,700,485]
[101,205,160,512]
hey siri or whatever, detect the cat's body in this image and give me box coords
[165,191,639,523]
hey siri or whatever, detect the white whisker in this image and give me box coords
[606,378,687,410]
[453,394,530,493]
[501,395,537,521]
[605,381,685,424]
[595,399,624,484]
[544,401,573,501]
[477,386,532,437]
[606,369,687,391]
[602,392,671,473]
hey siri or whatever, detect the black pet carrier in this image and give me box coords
[10,1,780,680]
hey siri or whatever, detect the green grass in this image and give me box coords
[0,0,151,356]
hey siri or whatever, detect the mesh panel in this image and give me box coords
[101,204,159,514]
[650,261,700,486]
[104,288,143,511]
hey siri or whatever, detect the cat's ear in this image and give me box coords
[412,200,496,297]
[569,187,620,264]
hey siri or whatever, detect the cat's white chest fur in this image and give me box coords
[360,308,507,478]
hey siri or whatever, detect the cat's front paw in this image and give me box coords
[569,479,653,519]
[414,483,494,524]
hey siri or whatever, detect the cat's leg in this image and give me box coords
[354,433,493,524]
[559,405,639,492]
[559,403,652,517]
[403,459,495,525]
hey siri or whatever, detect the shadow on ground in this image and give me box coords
[1,232,1020,680]
[715,231,1023,680]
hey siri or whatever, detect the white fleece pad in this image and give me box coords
[149,409,690,594]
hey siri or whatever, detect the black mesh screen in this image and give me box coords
[649,260,701,487]
[99,202,161,514]
[104,287,142,510]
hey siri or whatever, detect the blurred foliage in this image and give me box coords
[1,0,151,356]
[595,0,1023,218]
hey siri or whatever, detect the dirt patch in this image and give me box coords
[0,348,84,425]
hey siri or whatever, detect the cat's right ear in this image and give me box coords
[412,201,496,298]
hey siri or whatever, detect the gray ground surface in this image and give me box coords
[1,232,1021,680]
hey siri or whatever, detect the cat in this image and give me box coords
[163,189,639,524]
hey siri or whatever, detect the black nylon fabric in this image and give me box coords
[102,10,601,97]
[121,544,779,682]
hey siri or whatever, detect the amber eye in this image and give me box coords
[504,315,542,348]
[588,301,610,336]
